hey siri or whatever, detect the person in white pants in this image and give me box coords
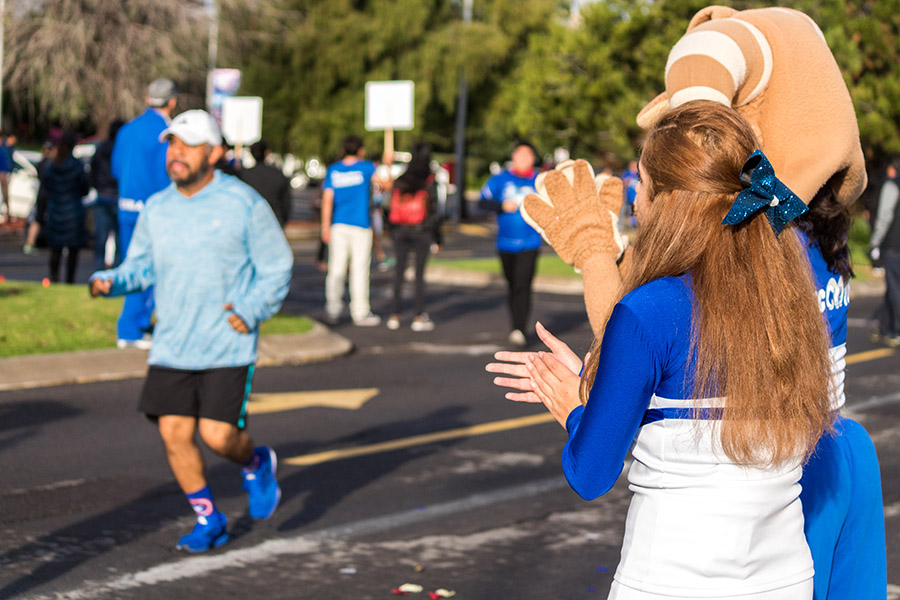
[320,134,390,326]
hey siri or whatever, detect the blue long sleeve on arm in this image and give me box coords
[230,200,294,331]
[89,212,155,295]
[562,303,663,500]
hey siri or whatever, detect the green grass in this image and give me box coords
[432,252,580,278]
[0,280,312,358]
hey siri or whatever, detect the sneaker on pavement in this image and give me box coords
[386,314,401,330]
[353,313,381,327]
[376,257,395,272]
[176,511,229,553]
[116,336,152,350]
[243,446,281,520]
[883,334,900,349]
[324,312,341,325]
[508,329,527,347]
[411,313,435,332]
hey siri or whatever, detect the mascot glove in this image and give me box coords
[521,159,627,268]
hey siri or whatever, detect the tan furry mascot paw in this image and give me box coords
[521,159,632,333]
[522,159,627,267]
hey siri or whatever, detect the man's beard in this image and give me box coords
[170,157,212,187]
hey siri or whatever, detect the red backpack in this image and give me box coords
[388,184,429,226]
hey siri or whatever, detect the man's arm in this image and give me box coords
[89,211,155,296]
[321,188,334,243]
[871,181,899,249]
[229,200,294,331]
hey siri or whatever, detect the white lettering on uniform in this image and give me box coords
[818,276,849,313]
[330,170,365,189]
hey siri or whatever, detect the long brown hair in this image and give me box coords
[580,102,833,466]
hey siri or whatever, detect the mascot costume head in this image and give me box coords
[522,5,866,334]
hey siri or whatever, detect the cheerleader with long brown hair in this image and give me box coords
[488,102,834,599]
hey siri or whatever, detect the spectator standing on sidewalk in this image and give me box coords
[23,140,56,255]
[90,110,293,553]
[111,78,178,349]
[870,160,900,347]
[320,134,389,326]
[238,139,292,228]
[479,141,542,347]
[0,133,16,222]
[43,133,89,283]
[386,142,443,332]
[90,120,124,270]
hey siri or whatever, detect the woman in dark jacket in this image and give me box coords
[43,133,89,283]
[386,142,443,331]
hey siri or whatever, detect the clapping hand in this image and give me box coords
[486,322,586,427]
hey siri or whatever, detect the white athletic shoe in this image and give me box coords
[117,336,152,350]
[508,329,526,347]
[353,313,382,327]
[386,315,401,330]
[411,314,435,332]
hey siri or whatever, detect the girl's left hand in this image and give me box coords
[528,352,583,427]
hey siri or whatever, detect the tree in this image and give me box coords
[219,0,567,162]
[4,0,208,137]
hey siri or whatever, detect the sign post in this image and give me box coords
[365,80,414,161]
[221,96,263,162]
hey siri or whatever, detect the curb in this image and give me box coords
[0,320,353,393]
[423,265,886,299]
[423,264,585,296]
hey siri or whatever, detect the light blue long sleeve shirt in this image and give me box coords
[91,171,294,370]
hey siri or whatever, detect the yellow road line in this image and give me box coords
[284,412,557,466]
[456,223,491,237]
[279,348,891,467]
[846,348,895,365]
[247,388,379,415]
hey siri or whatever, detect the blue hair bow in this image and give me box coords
[721,149,808,236]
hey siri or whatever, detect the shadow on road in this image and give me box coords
[275,405,471,533]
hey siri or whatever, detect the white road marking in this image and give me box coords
[24,476,570,600]
[845,391,900,414]
[365,342,504,356]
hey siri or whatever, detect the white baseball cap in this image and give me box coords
[158,110,223,147]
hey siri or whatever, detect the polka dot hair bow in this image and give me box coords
[722,149,808,236]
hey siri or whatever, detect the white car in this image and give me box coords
[7,150,42,220]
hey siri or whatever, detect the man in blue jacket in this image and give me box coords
[480,141,542,347]
[90,110,294,553]
[110,78,178,349]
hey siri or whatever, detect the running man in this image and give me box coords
[90,110,294,553]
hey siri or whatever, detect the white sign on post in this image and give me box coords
[221,96,263,145]
[365,80,415,131]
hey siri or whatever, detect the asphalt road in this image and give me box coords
[1,224,898,599]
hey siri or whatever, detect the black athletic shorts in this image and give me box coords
[139,365,255,429]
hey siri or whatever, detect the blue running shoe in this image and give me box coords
[176,511,229,553]
[243,446,281,519]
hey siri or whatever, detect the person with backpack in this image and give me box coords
[385,142,443,331]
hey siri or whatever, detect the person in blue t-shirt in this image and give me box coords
[321,135,389,326]
[110,78,178,349]
[480,141,542,346]
[620,160,639,229]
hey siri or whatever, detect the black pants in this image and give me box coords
[49,246,79,284]
[392,227,432,315]
[879,247,900,336]
[499,249,538,332]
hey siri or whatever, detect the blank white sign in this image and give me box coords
[222,96,263,145]
[365,80,414,131]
